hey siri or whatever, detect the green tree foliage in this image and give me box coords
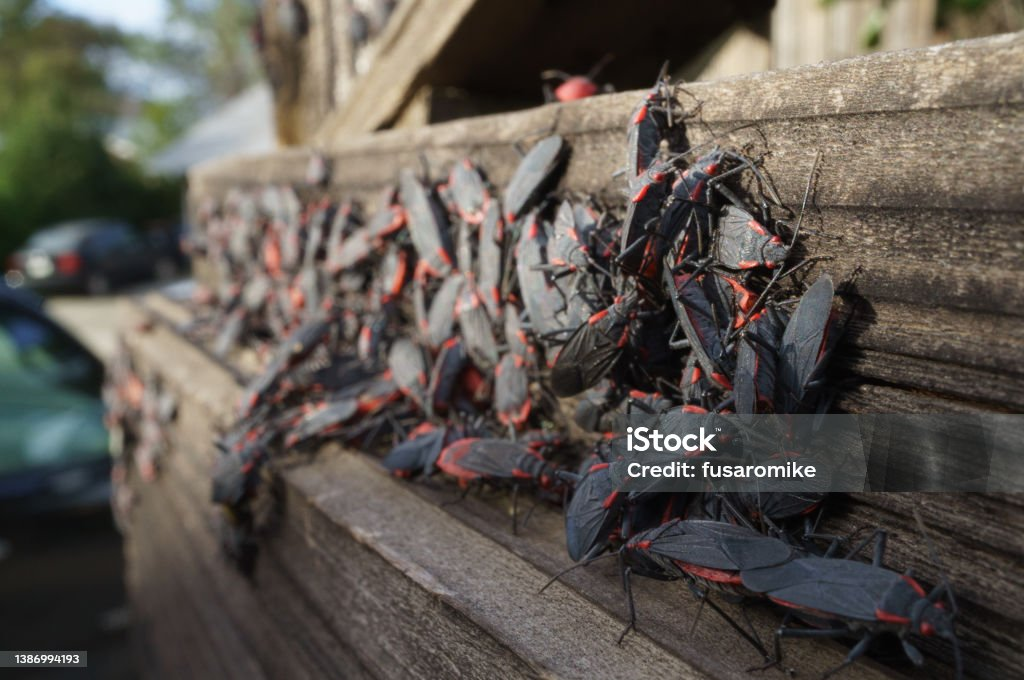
[0,0,182,258]
[126,0,261,157]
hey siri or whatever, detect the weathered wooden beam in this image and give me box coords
[190,33,1024,412]
[121,290,1023,678]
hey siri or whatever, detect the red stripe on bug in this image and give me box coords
[436,247,453,267]
[901,575,927,597]
[680,564,743,585]
[875,608,911,625]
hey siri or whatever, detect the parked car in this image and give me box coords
[0,283,110,514]
[5,218,184,295]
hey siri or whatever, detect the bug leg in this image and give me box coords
[511,483,520,535]
[616,559,638,644]
[520,499,539,529]
[842,528,888,565]
[822,632,874,680]
[717,149,784,209]
[441,483,473,508]
[690,586,770,662]
[762,622,850,676]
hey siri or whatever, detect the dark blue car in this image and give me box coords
[0,283,110,514]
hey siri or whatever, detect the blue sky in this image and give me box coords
[50,0,166,34]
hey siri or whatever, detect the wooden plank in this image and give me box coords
[121,295,1024,678]
[122,304,376,680]
[189,34,1024,411]
[313,0,483,138]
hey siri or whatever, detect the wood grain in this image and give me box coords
[132,34,1024,679]
[121,294,1023,678]
[191,33,1024,412]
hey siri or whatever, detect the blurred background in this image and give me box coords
[0,1,1019,678]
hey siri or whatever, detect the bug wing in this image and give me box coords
[565,466,623,561]
[495,353,530,426]
[456,439,531,478]
[777,275,834,412]
[450,160,487,220]
[504,135,566,221]
[516,221,567,337]
[742,557,895,621]
[428,338,467,411]
[476,201,505,321]
[388,338,429,408]
[331,227,373,271]
[426,273,465,349]
[383,427,446,477]
[668,273,728,378]
[457,285,499,368]
[399,168,454,275]
[550,320,623,397]
[290,398,360,444]
[715,205,764,269]
[735,311,783,415]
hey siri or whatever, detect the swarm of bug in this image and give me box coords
[183,66,961,676]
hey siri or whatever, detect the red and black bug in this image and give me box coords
[625,63,677,192]
[617,158,675,281]
[456,281,499,369]
[515,213,568,342]
[388,338,430,411]
[715,205,788,271]
[503,303,535,363]
[549,291,637,397]
[428,337,468,414]
[734,308,785,416]
[399,168,455,278]
[494,352,531,429]
[541,56,612,102]
[324,200,359,262]
[437,437,563,531]
[476,200,505,322]
[327,226,373,273]
[283,396,360,448]
[419,273,464,350]
[775,275,840,413]
[665,271,733,390]
[365,186,406,243]
[238,315,334,417]
[382,423,449,478]
[504,135,568,224]
[447,158,491,225]
[742,544,962,678]
[560,457,626,562]
[375,245,410,304]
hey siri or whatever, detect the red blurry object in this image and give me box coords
[55,252,82,275]
[554,77,599,102]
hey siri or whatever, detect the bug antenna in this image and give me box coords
[788,150,821,248]
[689,593,707,636]
[538,552,617,593]
[586,53,614,81]
[951,631,964,680]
